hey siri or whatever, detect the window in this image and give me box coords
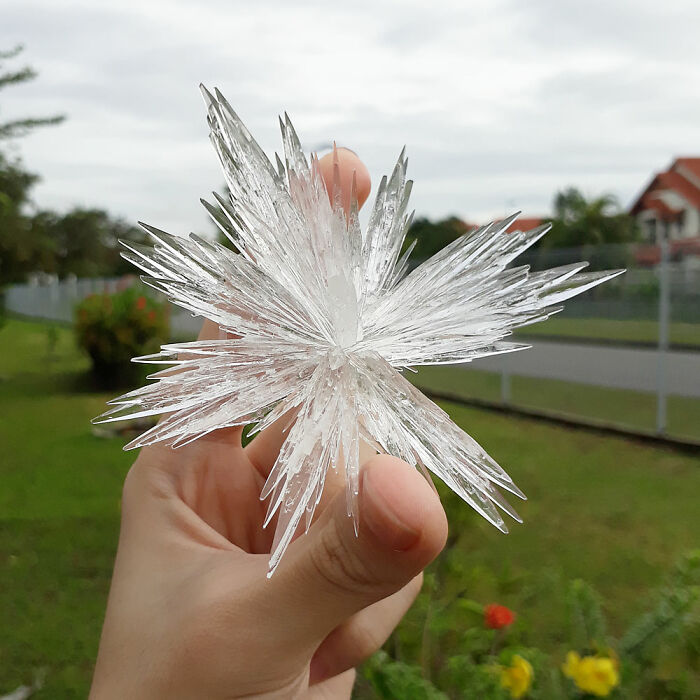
[645,218,656,242]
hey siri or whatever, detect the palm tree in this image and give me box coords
[544,187,638,249]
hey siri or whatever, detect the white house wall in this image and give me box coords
[638,190,700,241]
[675,164,700,189]
[659,189,686,211]
[684,206,700,238]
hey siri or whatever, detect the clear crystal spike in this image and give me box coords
[96,87,624,574]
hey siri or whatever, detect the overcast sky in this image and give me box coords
[2,0,699,235]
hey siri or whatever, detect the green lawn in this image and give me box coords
[0,320,132,698]
[411,365,700,441]
[516,316,700,348]
[404,399,700,634]
[1,318,699,697]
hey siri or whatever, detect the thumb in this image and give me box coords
[269,455,447,648]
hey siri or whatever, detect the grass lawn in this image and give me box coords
[402,399,700,635]
[515,315,700,348]
[1,318,699,697]
[0,319,132,698]
[411,365,700,441]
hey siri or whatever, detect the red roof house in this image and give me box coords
[505,216,546,233]
[630,157,700,244]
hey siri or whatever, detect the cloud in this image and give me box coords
[1,0,699,232]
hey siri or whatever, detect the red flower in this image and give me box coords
[484,603,516,629]
[136,295,147,310]
[147,310,156,322]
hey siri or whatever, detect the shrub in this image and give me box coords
[74,286,168,385]
[360,551,700,699]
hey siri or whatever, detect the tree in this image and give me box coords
[0,45,65,140]
[0,45,66,285]
[403,216,471,261]
[0,45,148,285]
[34,207,145,278]
[543,187,639,249]
[0,151,40,283]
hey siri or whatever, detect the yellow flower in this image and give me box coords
[500,654,534,699]
[562,651,620,697]
[562,651,582,679]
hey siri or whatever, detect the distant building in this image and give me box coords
[630,157,700,245]
[505,217,546,233]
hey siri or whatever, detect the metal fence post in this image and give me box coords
[655,236,670,435]
[500,367,511,405]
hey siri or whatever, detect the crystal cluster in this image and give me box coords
[97,86,623,573]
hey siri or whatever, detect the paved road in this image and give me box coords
[463,340,700,398]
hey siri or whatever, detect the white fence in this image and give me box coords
[5,255,700,437]
[4,276,202,339]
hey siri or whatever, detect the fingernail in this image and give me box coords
[362,470,421,551]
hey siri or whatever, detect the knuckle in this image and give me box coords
[121,450,174,507]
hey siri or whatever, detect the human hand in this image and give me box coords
[90,149,448,699]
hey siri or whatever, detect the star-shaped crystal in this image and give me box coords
[97,86,623,574]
